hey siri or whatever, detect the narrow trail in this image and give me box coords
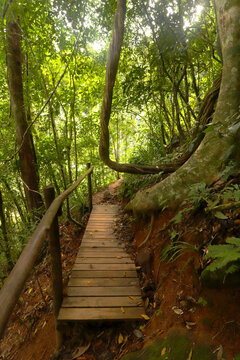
[58,203,145,322]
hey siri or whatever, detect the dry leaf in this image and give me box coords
[141,314,150,320]
[121,306,125,313]
[28,288,33,294]
[42,321,47,328]
[133,329,143,339]
[145,298,149,308]
[186,321,196,326]
[72,343,90,359]
[129,296,134,300]
[172,306,183,315]
[161,347,166,356]
[217,345,223,360]
[87,281,92,285]
[116,256,122,259]
[137,301,142,306]
[123,272,127,278]
[89,232,93,236]
[118,333,124,344]
[187,348,193,360]
[94,229,99,232]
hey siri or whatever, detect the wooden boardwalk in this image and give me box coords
[58,204,145,321]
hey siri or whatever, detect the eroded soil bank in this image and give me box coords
[1,180,240,359]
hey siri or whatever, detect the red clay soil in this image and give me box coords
[130,208,240,360]
[1,180,240,360]
[0,221,83,360]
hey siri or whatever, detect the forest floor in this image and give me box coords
[0,179,240,359]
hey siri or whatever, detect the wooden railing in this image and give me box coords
[0,165,93,348]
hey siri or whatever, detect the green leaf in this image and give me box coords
[226,237,240,246]
[214,211,228,220]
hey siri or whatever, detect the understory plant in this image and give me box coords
[201,237,240,281]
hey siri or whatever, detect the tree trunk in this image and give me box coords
[126,0,240,214]
[6,15,43,215]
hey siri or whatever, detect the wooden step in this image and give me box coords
[58,307,144,321]
[58,204,145,323]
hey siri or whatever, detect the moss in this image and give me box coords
[121,330,217,360]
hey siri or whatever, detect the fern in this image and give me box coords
[202,237,240,276]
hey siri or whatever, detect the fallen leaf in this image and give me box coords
[121,306,125,313]
[123,272,127,278]
[186,321,196,326]
[141,314,150,320]
[172,306,183,315]
[133,329,143,339]
[116,256,122,259]
[72,343,90,359]
[118,333,124,344]
[187,348,193,360]
[28,288,33,294]
[42,321,47,328]
[137,301,142,306]
[89,232,93,236]
[87,281,92,285]
[145,298,149,308]
[217,345,223,360]
[94,229,99,232]
[161,347,166,356]
[129,296,134,300]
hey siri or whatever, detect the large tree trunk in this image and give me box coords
[126,0,240,214]
[6,16,43,214]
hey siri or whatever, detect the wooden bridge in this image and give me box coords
[0,166,145,351]
[58,204,144,321]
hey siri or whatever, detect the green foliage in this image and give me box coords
[198,297,207,306]
[202,237,240,279]
[118,173,163,199]
[161,241,198,263]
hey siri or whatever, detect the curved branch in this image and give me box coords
[99,0,161,174]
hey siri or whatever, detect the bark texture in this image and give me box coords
[6,16,43,214]
[126,0,240,213]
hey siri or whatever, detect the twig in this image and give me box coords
[36,275,48,308]
[139,214,154,247]
[205,200,240,213]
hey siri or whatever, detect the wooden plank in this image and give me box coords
[79,246,125,251]
[72,263,136,271]
[61,296,142,308]
[67,286,141,296]
[80,244,123,249]
[71,270,137,278]
[79,242,122,248]
[67,278,138,287]
[83,234,117,238]
[85,229,114,234]
[58,307,144,321]
[76,252,128,258]
[75,257,133,264]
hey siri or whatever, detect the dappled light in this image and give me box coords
[0,0,240,359]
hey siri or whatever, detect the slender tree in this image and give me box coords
[6,10,43,215]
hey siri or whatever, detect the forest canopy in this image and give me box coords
[0,0,232,273]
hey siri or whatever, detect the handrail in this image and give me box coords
[0,166,93,340]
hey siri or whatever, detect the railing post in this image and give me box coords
[87,163,93,212]
[43,186,63,351]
